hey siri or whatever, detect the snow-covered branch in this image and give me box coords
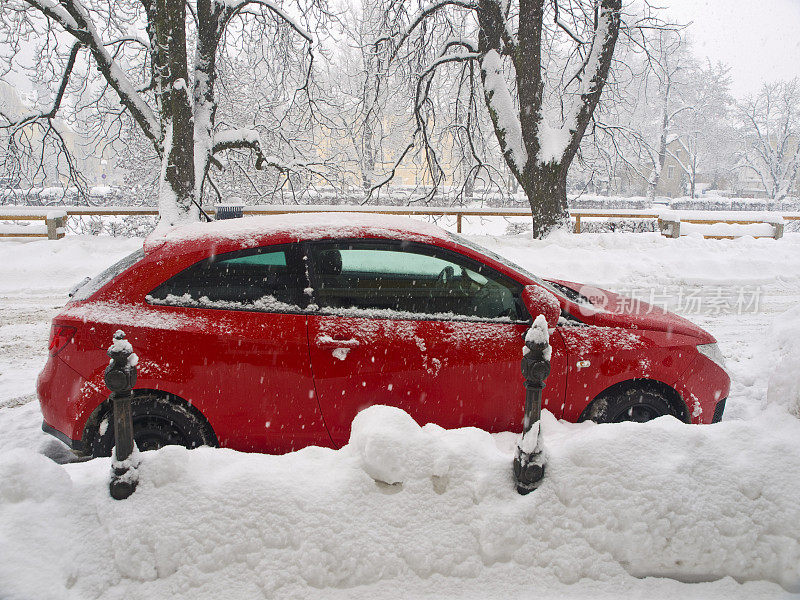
[225,0,314,44]
[554,0,621,166]
[0,42,81,131]
[375,0,478,62]
[212,129,269,169]
[480,49,526,174]
[211,129,320,176]
[23,0,161,145]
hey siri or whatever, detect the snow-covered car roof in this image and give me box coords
[144,212,450,254]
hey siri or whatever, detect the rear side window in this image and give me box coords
[71,247,145,301]
[147,245,307,312]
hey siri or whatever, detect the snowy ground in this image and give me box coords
[1,228,799,599]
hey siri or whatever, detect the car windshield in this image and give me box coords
[70,247,145,302]
[448,232,565,297]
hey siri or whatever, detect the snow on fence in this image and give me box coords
[658,210,792,240]
[0,209,67,240]
[0,204,798,239]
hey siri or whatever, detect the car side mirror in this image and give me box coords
[521,284,560,328]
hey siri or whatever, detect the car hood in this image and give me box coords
[544,279,716,344]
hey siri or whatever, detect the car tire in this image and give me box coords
[91,394,215,458]
[583,387,676,424]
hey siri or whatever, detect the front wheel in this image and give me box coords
[91,394,215,457]
[583,388,676,424]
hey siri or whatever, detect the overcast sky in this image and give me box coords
[4,1,799,103]
[664,0,800,97]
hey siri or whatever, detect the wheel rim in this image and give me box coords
[132,415,187,451]
[610,402,663,423]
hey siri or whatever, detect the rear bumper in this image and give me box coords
[41,420,87,454]
[37,354,99,450]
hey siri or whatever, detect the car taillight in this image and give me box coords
[49,325,76,356]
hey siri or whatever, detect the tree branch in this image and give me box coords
[1,42,82,132]
[23,0,161,146]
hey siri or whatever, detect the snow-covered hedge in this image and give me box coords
[568,195,651,210]
[0,186,124,205]
[69,215,158,238]
[573,218,657,234]
[670,196,800,212]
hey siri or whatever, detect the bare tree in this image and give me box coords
[737,79,800,201]
[320,1,402,196]
[0,0,327,226]
[666,61,734,198]
[636,30,693,200]
[372,0,650,237]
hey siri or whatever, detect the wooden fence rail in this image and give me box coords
[1,204,798,238]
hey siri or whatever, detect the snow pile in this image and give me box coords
[766,305,800,417]
[0,448,72,503]
[480,230,800,289]
[350,405,443,485]
[0,236,142,296]
[1,406,799,598]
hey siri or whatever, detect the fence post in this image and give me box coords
[104,330,139,500]
[513,315,551,494]
[46,210,67,240]
[573,214,581,233]
[658,217,681,238]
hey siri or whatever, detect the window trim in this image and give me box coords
[145,242,312,315]
[304,238,528,324]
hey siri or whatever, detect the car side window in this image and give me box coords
[147,244,308,312]
[308,241,523,321]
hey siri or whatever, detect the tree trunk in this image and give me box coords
[155,0,196,227]
[193,0,225,208]
[523,164,569,237]
[648,83,671,202]
[361,117,375,192]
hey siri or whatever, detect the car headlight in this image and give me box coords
[697,343,726,370]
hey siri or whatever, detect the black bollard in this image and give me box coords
[105,330,139,500]
[513,315,551,495]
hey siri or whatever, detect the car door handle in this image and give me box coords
[316,335,360,349]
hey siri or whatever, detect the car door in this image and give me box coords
[144,243,330,453]
[305,239,567,446]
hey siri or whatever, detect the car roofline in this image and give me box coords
[144,212,450,254]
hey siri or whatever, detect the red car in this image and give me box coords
[38,213,729,457]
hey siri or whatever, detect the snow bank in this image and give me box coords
[766,305,800,417]
[479,231,800,288]
[0,236,142,295]
[1,406,798,599]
